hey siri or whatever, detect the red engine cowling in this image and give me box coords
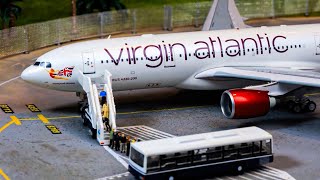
[220,89,276,119]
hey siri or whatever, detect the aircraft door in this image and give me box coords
[164,49,176,68]
[82,52,96,74]
[314,35,320,55]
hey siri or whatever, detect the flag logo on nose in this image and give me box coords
[47,66,74,80]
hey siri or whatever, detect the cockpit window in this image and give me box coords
[46,62,52,68]
[37,62,52,68]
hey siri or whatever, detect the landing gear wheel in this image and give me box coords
[306,101,316,112]
[293,103,302,113]
[287,100,295,111]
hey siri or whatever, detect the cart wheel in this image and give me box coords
[236,165,244,174]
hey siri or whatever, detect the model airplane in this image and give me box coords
[21,23,320,119]
[21,0,320,119]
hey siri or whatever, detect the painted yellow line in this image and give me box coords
[10,116,21,125]
[0,116,21,133]
[37,114,49,124]
[117,105,210,115]
[0,169,10,180]
[15,105,209,122]
[19,117,39,121]
[305,92,320,97]
[46,116,80,120]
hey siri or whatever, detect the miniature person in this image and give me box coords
[112,130,117,149]
[115,132,121,151]
[101,102,110,131]
[109,129,114,148]
[120,133,127,153]
[126,136,131,156]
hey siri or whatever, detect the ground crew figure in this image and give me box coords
[120,133,126,153]
[112,130,117,150]
[126,136,131,156]
[101,101,110,131]
[115,132,121,151]
[99,91,106,105]
[109,129,114,148]
[131,138,136,144]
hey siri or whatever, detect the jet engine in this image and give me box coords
[220,89,276,119]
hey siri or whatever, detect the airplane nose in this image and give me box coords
[21,66,33,82]
[21,66,45,84]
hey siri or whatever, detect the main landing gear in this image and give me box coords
[286,97,317,113]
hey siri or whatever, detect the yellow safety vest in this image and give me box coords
[102,104,109,118]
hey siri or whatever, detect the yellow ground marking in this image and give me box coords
[0,116,21,133]
[37,114,49,124]
[19,115,80,121]
[0,169,10,180]
[117,105,210,115]
[305,92,320,97]
[0,105,208,126]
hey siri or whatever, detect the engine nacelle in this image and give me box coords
[220,89,276,119]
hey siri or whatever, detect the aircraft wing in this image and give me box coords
[195,67,320,88]
[202,0,247,31]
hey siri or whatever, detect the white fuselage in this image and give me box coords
[21,24,320,92]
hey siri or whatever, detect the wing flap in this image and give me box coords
[195,67,320,88]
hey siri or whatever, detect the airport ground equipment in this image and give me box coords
[128,126,273,180]
[75,68,116,145]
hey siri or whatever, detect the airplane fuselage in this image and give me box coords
[21,24,320,92]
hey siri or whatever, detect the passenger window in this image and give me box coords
[160,154,176,170]
[193,148,207,163]
[261,139,272,154]
[147,156,160,171]
[207,147,222,161]
[253,141,261,154]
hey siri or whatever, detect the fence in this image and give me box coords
[1,0,320,59]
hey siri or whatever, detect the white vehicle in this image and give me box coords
[128,126,273,179]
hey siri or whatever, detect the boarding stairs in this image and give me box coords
[75,68,117,145]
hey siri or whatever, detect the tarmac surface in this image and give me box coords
[1,17,320,180]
